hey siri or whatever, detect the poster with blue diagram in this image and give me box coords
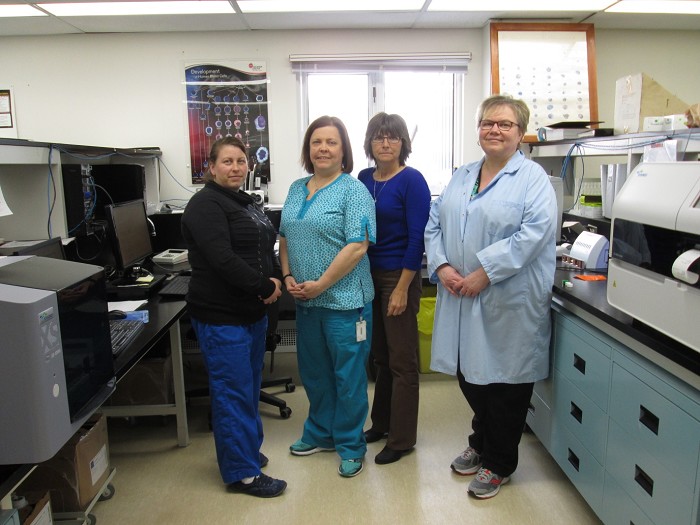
[184,61,269,185]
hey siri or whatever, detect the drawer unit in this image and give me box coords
[527,388,552,452]
[606,421,694,525]
[554,318,612,411]
[551,425,604,513]
[610,363,700,487]
[554,373,609,464]
[602,472,654,525]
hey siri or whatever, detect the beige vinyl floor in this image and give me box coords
[93,352,602,525]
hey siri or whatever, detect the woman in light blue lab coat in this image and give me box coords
[424,94,557,499]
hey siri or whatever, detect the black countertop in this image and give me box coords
[553,268,700,379]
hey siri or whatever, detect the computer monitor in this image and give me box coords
[105,199,153,274]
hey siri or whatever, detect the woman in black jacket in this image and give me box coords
[181,136,286,498]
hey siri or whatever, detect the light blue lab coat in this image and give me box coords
[424,151,557,384]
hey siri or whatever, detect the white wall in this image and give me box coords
[0,27,698,207]
[0,29,483,205]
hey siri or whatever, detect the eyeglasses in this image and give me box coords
[479,120,519,132]
[371,136,401,145]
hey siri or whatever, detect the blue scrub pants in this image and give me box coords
[191,316,267,484]
[295,304,372,460]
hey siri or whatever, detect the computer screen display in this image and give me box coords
[105,199,153,271]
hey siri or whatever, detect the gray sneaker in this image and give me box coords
[450,446,482,475]
[467,467,510,499]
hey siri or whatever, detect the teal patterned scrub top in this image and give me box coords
[280,173,376,310]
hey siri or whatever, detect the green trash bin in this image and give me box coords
[417,296,436,373]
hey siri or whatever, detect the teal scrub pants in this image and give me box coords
[295,303,372,460]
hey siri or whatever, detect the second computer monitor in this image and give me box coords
[105,199,153,272]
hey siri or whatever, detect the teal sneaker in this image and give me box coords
[338,458,364,478]
[289,439,334,456]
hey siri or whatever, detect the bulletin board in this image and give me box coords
[490,23,598,142]
[184,61,269,185]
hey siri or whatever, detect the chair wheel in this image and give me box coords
[99,483,115,501]
[280,407,292,418]
[285,383,296,393]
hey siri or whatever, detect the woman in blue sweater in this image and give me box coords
[358,112,431,464]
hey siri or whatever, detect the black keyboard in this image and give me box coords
[110,319,145,356]
[158,275,191,297]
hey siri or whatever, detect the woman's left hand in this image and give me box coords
[457,267,490,298]
[387,288,408,317]
[294,280,325,300]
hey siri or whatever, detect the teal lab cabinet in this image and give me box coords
[528,306,700,525]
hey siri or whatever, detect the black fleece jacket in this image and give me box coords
[181,181,281,325]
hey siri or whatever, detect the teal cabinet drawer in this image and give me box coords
[551,425,604,512]
[527,390,552,452]
[606,421,694,525]
[554,373,608,464]
[610,363,700,487]
[602,472,654,525]
[554,321,612,410]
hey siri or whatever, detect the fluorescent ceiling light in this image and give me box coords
[428,0,613,11]
[38,1,235,16]
[606,0,700,14]
[0,4,47,17]
[237,0,424,13]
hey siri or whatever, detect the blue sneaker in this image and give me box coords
[289,439,334,456]
[338,458,364,478]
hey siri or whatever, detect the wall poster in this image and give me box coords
[490,23,598,142]
[184,61,269,185]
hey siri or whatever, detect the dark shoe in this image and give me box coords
[375,445,412,465]
[259,452,268,468]
[228,473,287,498]
[364,429,388,443]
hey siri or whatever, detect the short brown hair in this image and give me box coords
[300,115,353,174]
[363,112,412,165]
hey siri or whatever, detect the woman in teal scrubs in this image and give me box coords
[279,115,376,478]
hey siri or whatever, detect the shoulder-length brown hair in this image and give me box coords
[300,115,353,174]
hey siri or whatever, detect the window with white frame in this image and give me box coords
[292,53,469,195]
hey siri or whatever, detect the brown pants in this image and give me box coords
[368,269,422,450]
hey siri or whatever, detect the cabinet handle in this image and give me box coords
[573,353,586,374]
[639,405,659,435]
[567,448,580,472]
[634,464,654,497]
[570,401,583,423]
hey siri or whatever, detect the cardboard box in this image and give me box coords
[614,73,688,134]
[108,355,173,406]
[19,414,109,512]
[18,492,52,525]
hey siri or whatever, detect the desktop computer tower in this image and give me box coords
[62,163,146,236]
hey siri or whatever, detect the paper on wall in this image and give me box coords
[0,183,13,217]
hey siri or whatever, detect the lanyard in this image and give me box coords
[470,172,481,201]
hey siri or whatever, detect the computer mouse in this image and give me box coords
[108,310,128,320]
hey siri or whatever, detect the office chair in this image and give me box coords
[184,300,295,420]
[261,299,295,418]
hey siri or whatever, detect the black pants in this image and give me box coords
[457,368,534,477]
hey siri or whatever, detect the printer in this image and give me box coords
[607,162,700,353]
[0,256,115,464]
